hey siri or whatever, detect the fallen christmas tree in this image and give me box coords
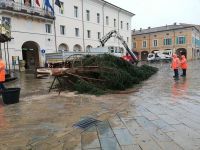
[55,54,158,95]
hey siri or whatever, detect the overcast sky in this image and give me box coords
[106,0,200,30]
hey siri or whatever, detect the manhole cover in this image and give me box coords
[73,117,101,129]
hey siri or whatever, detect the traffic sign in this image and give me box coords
[41,49,45,53]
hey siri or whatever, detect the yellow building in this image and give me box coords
[132,23,200,60]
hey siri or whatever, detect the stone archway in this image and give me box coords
[58,43,69,52]
[86,45,92,52]
[141,51,149,60]
[22,41,40,70]
[73,44,82,52]
[176,48,187,58]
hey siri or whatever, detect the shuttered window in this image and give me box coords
[164,38,172,45]
[142,41,147,48]
[177,36,186,44]
[153,40,158,47]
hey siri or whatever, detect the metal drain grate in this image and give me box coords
[73,117,101,129]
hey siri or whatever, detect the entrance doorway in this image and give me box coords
[176,48,187,58]
[22,41,39,70]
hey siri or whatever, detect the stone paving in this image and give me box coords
[1,61,200,150]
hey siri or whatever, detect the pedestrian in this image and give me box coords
[0,57,6,92]
[171,54,180,78]
[180,55,188,77]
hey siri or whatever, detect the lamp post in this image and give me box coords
[52,0,58,52]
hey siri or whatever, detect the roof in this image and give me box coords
[132,23,200,35]
[99,0,135,16]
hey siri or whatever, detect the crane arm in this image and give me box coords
[99,30,117,47]
[99,30,138,64]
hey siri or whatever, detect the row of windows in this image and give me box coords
[45,24,129,42]
[60,3,129,30]
[60,26,96,39]
[9,0,131,30]
[133,37,186,48]
[1,16,129,43]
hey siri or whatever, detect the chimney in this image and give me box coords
[174,22,177,25]
[148,26,151,29]
[166,24,168,28]
[133,29,135,32]
[140,28,142,32]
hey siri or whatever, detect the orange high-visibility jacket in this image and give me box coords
[0,60,5,82]
[180,55,188,69]
[171,55,180,69]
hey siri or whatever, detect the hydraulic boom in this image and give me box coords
[99,30,138,64]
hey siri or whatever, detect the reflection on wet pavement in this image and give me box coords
[5,73,51,97]
[1,61,200,149]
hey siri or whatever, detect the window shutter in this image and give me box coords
[164,39,165,45]
[176,37,179,44]
[184,37,186,44]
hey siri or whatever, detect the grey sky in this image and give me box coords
[106,0,200,30]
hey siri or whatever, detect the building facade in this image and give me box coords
[0,0,134,70]
[132,23,200,60]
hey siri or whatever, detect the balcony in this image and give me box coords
[0,0,54,20]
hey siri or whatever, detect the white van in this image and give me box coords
[147,50,172,62]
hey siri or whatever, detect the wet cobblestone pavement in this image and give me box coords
[1,60,200,150]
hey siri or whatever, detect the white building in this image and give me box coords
[0,0,134,70]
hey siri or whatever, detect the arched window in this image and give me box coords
[86,45,92,52]
[58,43,69,52]
[73,44,82,52]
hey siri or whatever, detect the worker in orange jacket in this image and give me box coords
[180,55,188,77]
[0,57,6,91]
[171,54,180,78]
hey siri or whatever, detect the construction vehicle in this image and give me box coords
[45,30,138,65]
[45,46,124,65]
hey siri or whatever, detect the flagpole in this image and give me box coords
[52,0,58,52]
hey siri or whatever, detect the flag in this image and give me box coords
[55,0,61,8]
[36,0,40,6]
[44,0,54,13]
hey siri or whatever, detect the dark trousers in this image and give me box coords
[174,69,179,78]
[182,69,186,76]
[0,82,5,90]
